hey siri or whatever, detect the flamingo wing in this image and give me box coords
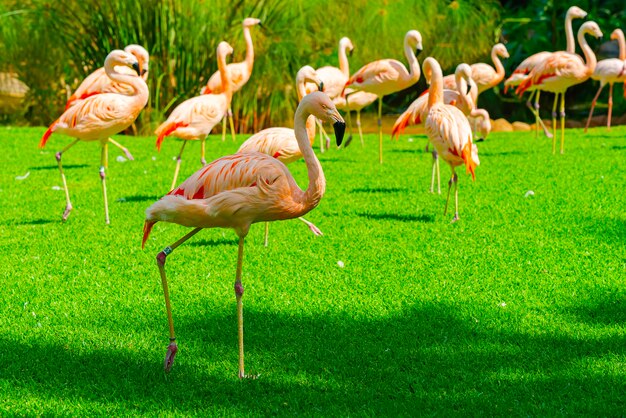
[239,128,302,164]
[469,63,497,88]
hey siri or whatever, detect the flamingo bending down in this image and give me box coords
[585,28,626,131]
[201,18,262,142]
[517,21,603,154]
[155,42,234,190]
[504,6,587,138]
[40,50,149,224]
[238,65,325,245]
[142,91,345,378]
[334,89,378,146]
[343,29,423,164]
[423,57,479,222]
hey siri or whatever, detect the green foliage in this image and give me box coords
[1,126,626,415]
[0,0,501,131]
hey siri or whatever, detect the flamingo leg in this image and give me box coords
[559,92,566,154]
[297,216,323,236]
[584,83,604,132]
[444,169,456,216]
[234,236,250,379]
[356,110,364,147]
[378,97,383,164]
[201,138,207,166]
[344,108,353,148]
[221,113,227,142]
[263,222,269,247]
[108,137,134,160]
[430,150,441,194]
[228,108,237,142]
[607,83,614,130]
[451,172,460,223]
[155,227,203,373]
[318,119,326,153]
[171,141,187,190]
[55,138,80,221]
[551,93,559,154]
[100,142,110,224]
[316,119,331,151]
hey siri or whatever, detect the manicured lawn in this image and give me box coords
[1,125,625,415]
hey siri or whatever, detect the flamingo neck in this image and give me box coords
[578,30,597,75]
[243,25,254,74]
[490,48,505,86]
[456,76,474,111]
[564,12,577,53]
[404,38,420,85]
[338,40,350,78]
[218,51,233,103]
[427,62,444,109]
[294,106,325,211]
[616,30,626,61]
[104,62,149,105]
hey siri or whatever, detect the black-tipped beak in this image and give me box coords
[333,121,346,146]
[258,21,264,28]
[349,49,354,58]
[466,84,471,96]
[132,62,141,76]
[319,82,324,92]
[415,48,423,56]
[141,69,148,76]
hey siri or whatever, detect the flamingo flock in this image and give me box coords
[37,6,626,379]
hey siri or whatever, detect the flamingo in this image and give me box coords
[65,45,149,111]
[141,91,345,378]
[333,90,378,146]
[39,50,148,224]
[423,57,479,222]
[155,42,234,190]
[238,65,325,245]
[504,6,588,138]
[201,18,262,142]
[392,63,487,193]
[584,28,626,131]
[342,29,423,164]
[517,21,603,154]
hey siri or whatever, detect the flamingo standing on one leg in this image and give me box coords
[201,18,262,142]
[585,28,626,131]
[238,65,325,245]
[155,42,234,190]
[142,91,345,379]
[342,29,423,164]
[517,21,603,154]
[305,37,354,151]
[39,50,149,224]
[333,90,378,146]
[422,57,479,222]
[504,6,587,138]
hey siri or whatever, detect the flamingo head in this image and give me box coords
[217,41,234,60]
[105,50,141,76]
[567,6,587,20]
[125,44,149,79]
[494,43,510,59]
[455,63,472,95]
[340,37,354,57]
[581,21,603,40]
[303,91,346,146]
[297,65,324,92]
[406,30,423,56]
[243,17,262,28]
[610,29,623,41]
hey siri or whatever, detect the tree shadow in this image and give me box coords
[351,187,409,194]
[357,212,435,223]
[29,164,89,171]
[3,301,624,414]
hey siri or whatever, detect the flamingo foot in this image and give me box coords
[307,223,323,236]
[201,157,207,166]
[451,213,460,223]
[239,371,260,379]
[164,341,178,373]
[325,137,330,150]
[62,204,73,221]
[124,149,135,161]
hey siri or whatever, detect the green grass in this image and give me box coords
[1,125,625,415]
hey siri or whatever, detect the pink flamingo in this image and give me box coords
[423,57,479,222]
[142,91,345,378]
[238,65,325,245]
[155,42,234,190]
[585,28,626,131]
[201,18,262,142]
[517,21,603,154]
[39,50,149,224]
[343,29,423,164]
[65,45,149,111]
[505,6,587,138]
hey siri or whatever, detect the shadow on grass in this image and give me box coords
[30,164,89,171]
[318,157,357,163]
[389,149,424,154]
[2,302,624,414]
[116,195,160,203]
[351,187,409,194]
[479,150,528,157]
[579,216,626,244]
[4,218,55,226]
[358,212,434,223]
[610,145,626,150]
[190,238,238,247]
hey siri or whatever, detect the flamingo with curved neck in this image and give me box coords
[40,50,149,224]
[343,29,423,163]
[142,91,345,379]
[517,21,603,154]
